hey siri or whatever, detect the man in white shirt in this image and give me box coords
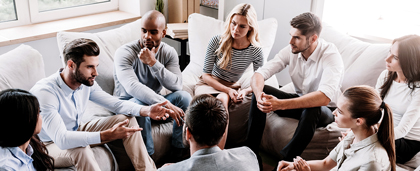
[30,38,172,171]
[246,12,344,167]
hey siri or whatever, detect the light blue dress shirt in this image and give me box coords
[30,70,143,150]
[0,145,36,171]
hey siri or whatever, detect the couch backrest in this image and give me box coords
[186,13,278,75]
[321,23,390,91]
[56,19,143,95]
[0,44,45,91]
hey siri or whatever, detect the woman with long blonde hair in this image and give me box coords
[195,3,263,150]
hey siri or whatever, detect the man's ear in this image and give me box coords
[162,29,166,38]
[66,60,75,69]
[311,34,319,43]
[185,127,192,141]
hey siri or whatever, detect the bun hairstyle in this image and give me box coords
[0,89,54,171]
[343,85,395,171]
[216,3,260,69]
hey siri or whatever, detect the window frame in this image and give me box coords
[28,0,118,23]
[0,0,31,30]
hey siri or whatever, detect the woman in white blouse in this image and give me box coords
[376,35,420,164]
[277,86,396,171]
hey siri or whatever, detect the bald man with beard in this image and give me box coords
[113,10,192,159]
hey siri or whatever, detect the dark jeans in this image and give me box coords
[246,85,334,163]
[130,91,192,155]
[396,138,420,164]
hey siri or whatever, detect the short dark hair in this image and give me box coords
[290,12,322,37]
[0,89,39,147]
[185,94,228,146]
[63,38,100,66]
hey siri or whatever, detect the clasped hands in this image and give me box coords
[227,88,251,103]
[256,92,286,113]
[277,156,311,171]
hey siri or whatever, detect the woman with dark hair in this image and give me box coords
[277,86,395,171]
[0,89,54,171]
[376,34,420,164]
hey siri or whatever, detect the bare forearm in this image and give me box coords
[202,74,231,93]
[100,130,112,142]
[307,157,336,171]
[280,91,330,110]
[251,73,265,97]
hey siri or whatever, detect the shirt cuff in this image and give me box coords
[149,61,164,73]
[87,132,101,144]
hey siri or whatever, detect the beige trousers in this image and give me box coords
[46,114,156,171]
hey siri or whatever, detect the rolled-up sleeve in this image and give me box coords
[256,46,290,80]
[318,53,344,102]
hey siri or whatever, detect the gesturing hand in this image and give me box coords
[139,47,158,66]
[163,102,185,126]
[277,160,294,171]
[101,119,142,142]
[148,101,173,121]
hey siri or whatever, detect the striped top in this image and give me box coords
[203,35,263,83]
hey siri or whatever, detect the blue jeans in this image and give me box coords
[129,91,191,155]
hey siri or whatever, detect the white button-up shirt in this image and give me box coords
[30,70,143,150]
[256,39,344,106]
[329,132,391,171]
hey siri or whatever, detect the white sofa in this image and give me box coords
[261,23,419,170]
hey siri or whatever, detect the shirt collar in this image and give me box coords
[56,68,80,95]
[343,132,379,155]
[7,145,34,165]
[191,146,221,157]
[297,39,322,62]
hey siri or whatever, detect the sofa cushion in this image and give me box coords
[184,13,279,97]
[56,19,143,95]
[0,44,45,91]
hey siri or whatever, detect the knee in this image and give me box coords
[114,114,138,127]
[302,107,322,119]
[173,91,192,105]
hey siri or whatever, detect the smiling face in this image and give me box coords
[73,55,99,86]
[230,14,251,40]
[141,18,166,50]
[385,41,402,72]
[289,27,311,54]
[333,95,356,128]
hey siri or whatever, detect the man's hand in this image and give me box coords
[263,93,288,111]
[256,93,272,113]
[147,101,173,121]
[163,102,185,126]
[277,160,294,171]
[293,156,311,171]
[100,119,142,142]
[161,163,174,168]
[139,47,158,66]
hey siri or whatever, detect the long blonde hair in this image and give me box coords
[216,3,260,69]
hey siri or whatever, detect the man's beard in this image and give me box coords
[292,39,311,54]
[74,68,94,86]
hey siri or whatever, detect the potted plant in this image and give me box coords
[155,0,164,14]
